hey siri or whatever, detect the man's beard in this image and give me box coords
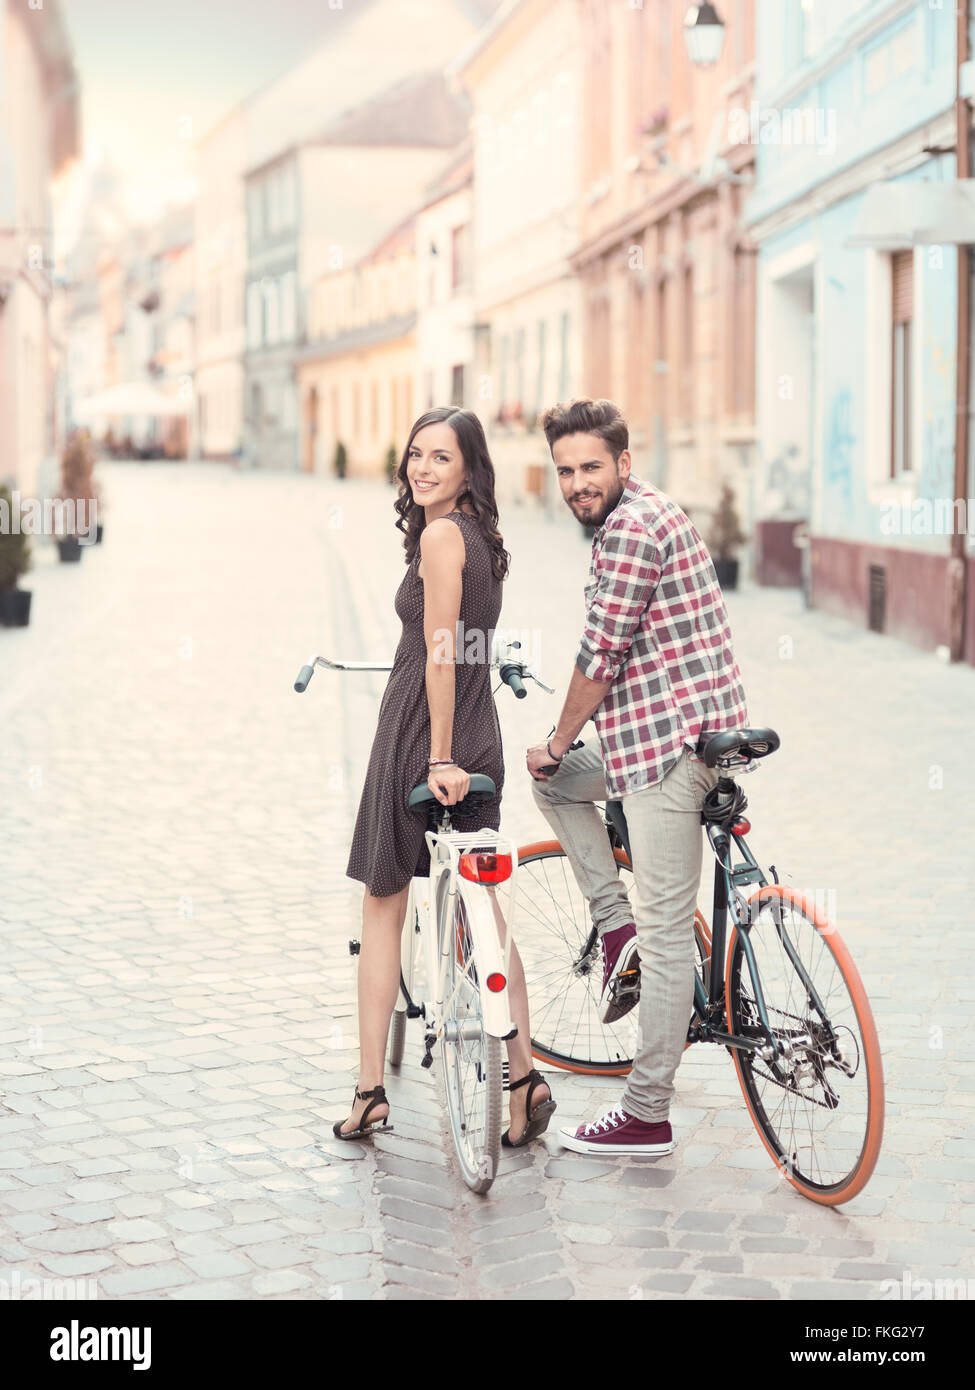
[570,474,626,529]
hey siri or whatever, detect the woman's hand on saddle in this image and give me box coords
[427,763,471,806]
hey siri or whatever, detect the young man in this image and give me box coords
[525,398,748,1157]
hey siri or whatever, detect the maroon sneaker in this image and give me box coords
[599,922,640,1024]
[560,1107,674,1156]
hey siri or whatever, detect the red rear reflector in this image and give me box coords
[732,819,751,835]
[486,973,506,993]
[459,852,512,884]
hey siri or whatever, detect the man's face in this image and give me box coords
[552,433,631,529]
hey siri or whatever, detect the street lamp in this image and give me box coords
[683,3,726,67]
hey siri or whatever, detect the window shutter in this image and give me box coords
[892,251,913,324]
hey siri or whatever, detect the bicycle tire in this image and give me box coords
[437,882,502,1194]
[517,841,711,1076]
[388,1004,406,1068]
[726,885,884,1206]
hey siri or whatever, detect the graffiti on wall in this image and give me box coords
[765,443,809,517]
[825,389,855,507]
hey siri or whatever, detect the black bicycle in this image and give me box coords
[515,726,885,1206]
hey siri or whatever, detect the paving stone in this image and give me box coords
[471,1231,561,1267]
[674,1211,734,1232]
[182,1251,253,1279]
[378,1196,451,1232]
[701,1276,781,1298]
[97,1263,194,1296]
[477,1252,564,1290]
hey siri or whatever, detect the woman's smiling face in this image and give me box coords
[406,422,468,511]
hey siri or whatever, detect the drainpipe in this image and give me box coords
[949,0,972,661]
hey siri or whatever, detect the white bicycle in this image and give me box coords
[293,640,552,1194]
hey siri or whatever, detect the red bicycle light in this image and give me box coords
[732,819,751,835]
[459,852,512,884]
[486,973,506,993]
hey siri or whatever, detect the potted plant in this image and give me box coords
[384,443,398,485]
[708,482,747,590]
[333,439,347,479]
[0,484,32,625]
[56,429,98,561]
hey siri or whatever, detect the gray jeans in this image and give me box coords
[531,742,719,1123]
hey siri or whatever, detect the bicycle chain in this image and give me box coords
[740,1000,845,1112]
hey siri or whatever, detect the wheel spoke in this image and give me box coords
[729,894,882,1199]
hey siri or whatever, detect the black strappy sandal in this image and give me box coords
[332,1084,393,1141]
[501,1068,556,1148]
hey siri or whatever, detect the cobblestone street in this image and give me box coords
[1,461,974,1301]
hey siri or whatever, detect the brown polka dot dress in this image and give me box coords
[346,510,505,898]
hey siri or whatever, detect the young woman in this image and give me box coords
[335,406,555,1149]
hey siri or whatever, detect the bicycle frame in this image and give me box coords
[607,789,836,1066]
[399,826,516,1045]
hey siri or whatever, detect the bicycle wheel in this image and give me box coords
[726,885,884,1206]
[438,883,502,1194]
[517,841,711,1076]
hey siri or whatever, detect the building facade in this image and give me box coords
[194,107,247,461]
[297,215,418,479]
[570,0,758,546]
[747,0,974,657]
[453,0,585,513]
[0,0,78,496]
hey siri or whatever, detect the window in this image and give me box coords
[264,280,280,345]
[535,320,546,415]
[891,250,913,478]
[248,183,264,245]
[281,163,296,230]
[280,272,296,341]
[353,382,361,438]
[246,281,262,348]
[558,311,570,402]
[514,326,525,411]
[681,264,694,423]
[451,224,470,293]
[372,381,380,438]
[450,364,465,407]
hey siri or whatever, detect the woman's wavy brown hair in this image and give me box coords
[393,407,510,582]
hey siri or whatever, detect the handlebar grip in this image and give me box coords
[294,664,315,693]
[499,662,527,699]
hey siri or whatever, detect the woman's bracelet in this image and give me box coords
[428,758,455,768]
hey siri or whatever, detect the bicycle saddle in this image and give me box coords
[697,727,780,769]
[407,773,497,813]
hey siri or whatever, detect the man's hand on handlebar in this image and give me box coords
[526,734,584,782]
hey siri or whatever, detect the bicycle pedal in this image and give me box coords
[613,969,641,999]
[348,939,360,956]
[421,1033,436,1070]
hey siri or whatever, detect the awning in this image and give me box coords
[847,180,975,248]
[73,382,190,419]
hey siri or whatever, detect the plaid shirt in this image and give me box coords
[575,475,749,798]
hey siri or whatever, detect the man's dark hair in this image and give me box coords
[538,397,629,463]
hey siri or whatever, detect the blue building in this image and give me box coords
[746,0,974,660]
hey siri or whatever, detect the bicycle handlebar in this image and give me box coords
[499,662,527,699]
[294,644,550,698]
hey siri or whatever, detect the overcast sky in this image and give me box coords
[56,0,364,251]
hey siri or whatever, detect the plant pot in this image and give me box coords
[57,537,83,563]
[0,587,31,626]
[714,558,739,590]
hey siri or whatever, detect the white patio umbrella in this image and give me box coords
[73,381,190,419]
